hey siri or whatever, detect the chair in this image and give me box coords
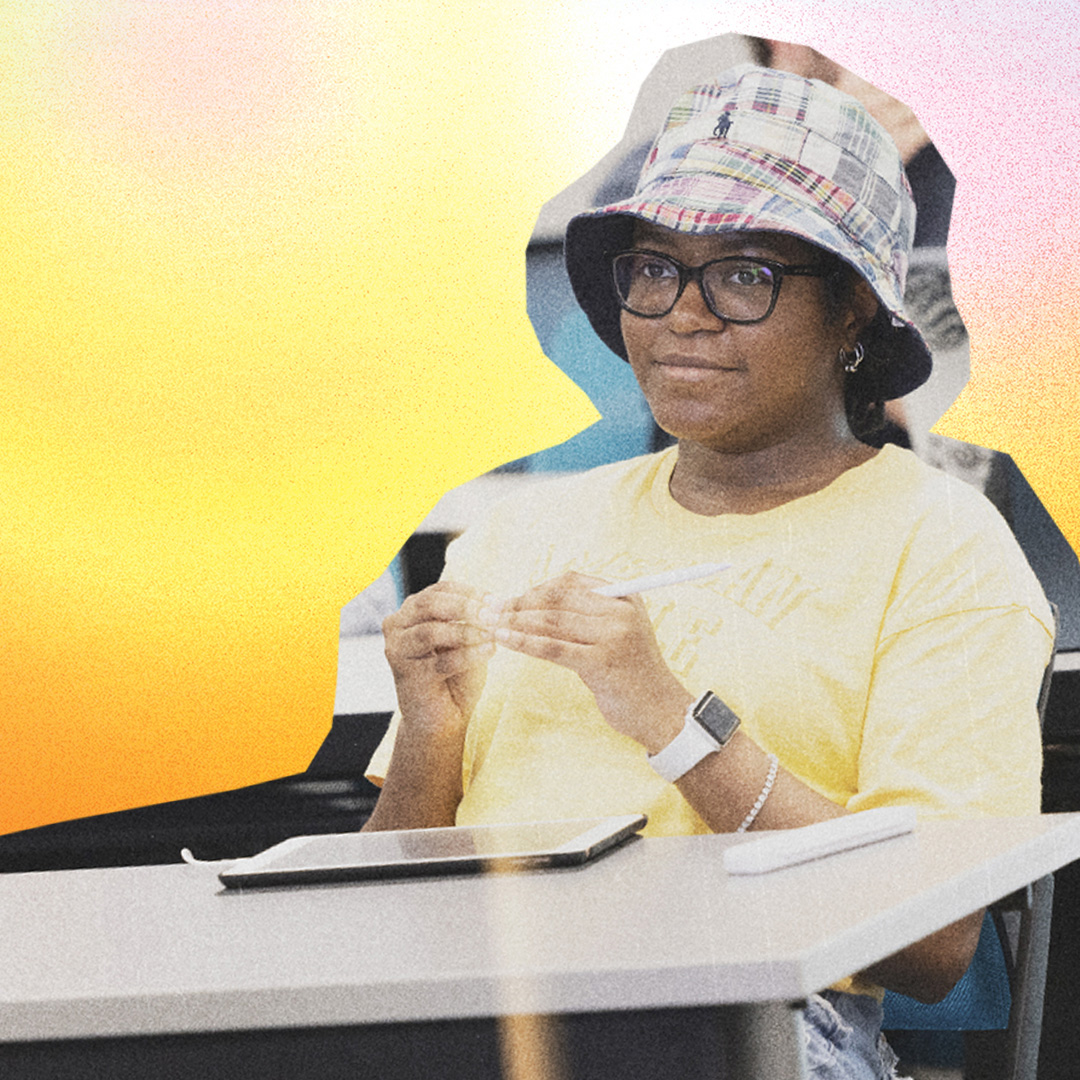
[883,606,1059,1080]
[884,879,1054,1080]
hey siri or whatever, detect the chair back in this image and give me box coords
[883,604,1058,1080]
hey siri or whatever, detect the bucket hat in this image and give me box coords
[565,64,932,400]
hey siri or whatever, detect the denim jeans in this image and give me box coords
[804,990,908,1080]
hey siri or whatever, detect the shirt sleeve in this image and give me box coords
[848,603,1051,818]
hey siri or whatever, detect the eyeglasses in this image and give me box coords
[611,249,833,324]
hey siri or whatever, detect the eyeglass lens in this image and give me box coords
[613,252,779,322]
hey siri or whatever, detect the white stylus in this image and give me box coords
[722,806,918,875]
[592,561,732,598]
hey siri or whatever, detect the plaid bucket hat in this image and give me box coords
[564,64,932,400]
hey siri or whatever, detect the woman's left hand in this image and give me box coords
[491,572,691,752]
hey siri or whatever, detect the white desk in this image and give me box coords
[4,815,1080,1079]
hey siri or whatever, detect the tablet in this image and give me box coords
[217,814,648,889]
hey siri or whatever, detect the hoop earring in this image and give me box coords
[840,342,865,374]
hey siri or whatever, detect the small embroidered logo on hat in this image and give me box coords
[712,111,732,139]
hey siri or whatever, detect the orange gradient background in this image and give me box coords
[2,1,1078,834]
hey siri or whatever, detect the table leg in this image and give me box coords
[723,1001,808,1079]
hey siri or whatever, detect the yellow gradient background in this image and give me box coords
[2,1,1078,833]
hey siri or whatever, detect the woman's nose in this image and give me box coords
[666,277,726,332]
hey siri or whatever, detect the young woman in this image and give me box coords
[364,65,1052,1077]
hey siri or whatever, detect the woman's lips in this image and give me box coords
[654,356,742,379]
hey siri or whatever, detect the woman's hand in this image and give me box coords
[382,581,497,735]
[492,572,690,752]
[366,581,498,831]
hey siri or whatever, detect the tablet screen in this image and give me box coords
[218,814,647,888]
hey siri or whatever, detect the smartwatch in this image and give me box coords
[647,690,741,783]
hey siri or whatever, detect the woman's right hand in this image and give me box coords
[366,582,498,832]
[382,581,499,733]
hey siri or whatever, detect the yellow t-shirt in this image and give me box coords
[369,445,1051,839]
[369,445,1054,997]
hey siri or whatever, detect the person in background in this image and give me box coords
[749,38,953,246]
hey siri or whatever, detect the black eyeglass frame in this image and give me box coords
[610,249,835,325]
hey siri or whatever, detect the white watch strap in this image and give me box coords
[647,706,721,783]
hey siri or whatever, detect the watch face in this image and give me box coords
[695,693,741,745]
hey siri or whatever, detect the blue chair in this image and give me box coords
[883,879,1055,1079]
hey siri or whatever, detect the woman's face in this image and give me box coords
[620,222,858,455]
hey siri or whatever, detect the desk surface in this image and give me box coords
[4,814,1080,1044]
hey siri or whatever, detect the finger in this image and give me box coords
[498,606,601,645]
[404,640,497,678]
[493,625,591,668]
[501,573,618,617]
[391,620,494,661]
[389,583,503,630]
[560,570,613,590]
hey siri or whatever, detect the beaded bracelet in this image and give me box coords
[737,753,779,833]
